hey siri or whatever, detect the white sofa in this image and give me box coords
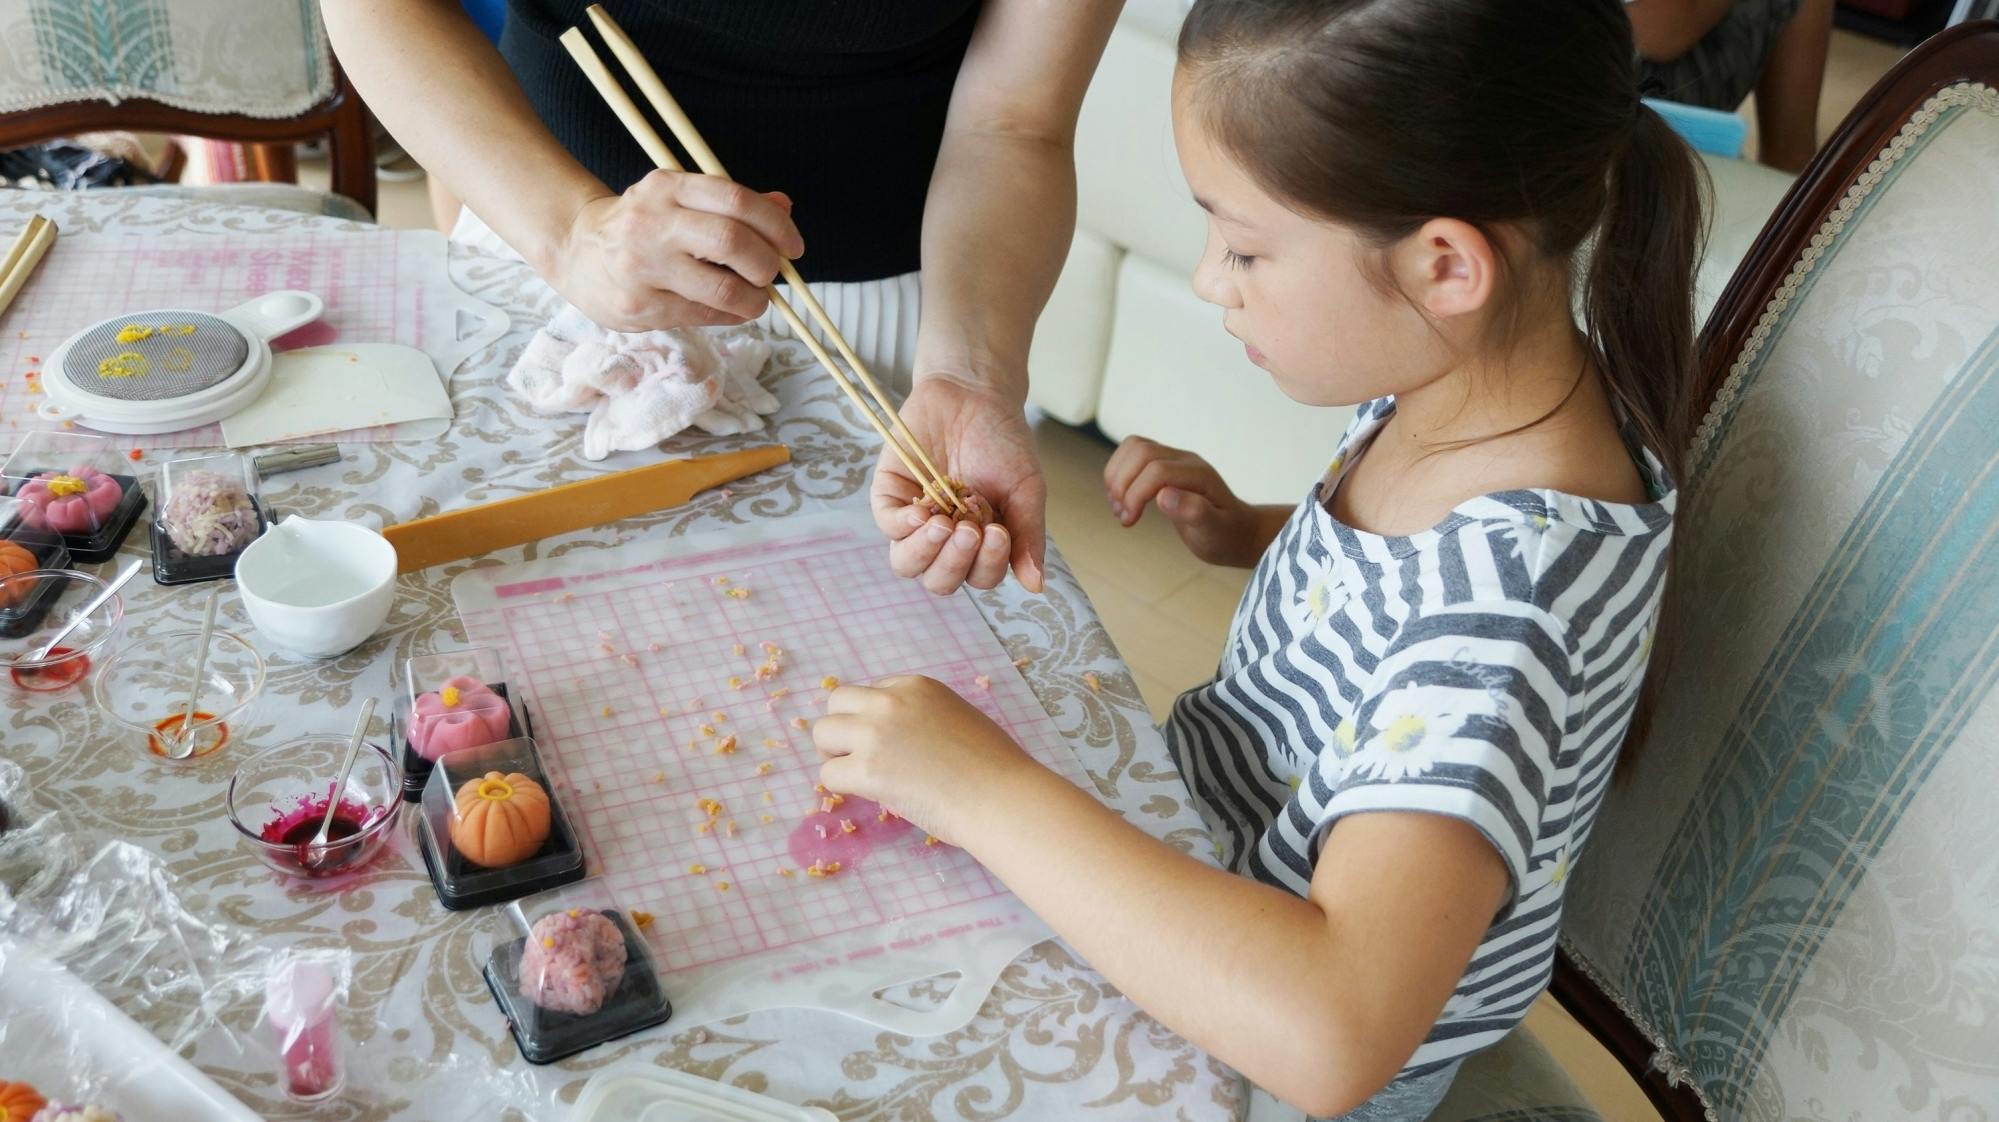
[1028,0,1799,503]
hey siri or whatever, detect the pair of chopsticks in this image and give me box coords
[0,215,57,321]
[560,5,966,518]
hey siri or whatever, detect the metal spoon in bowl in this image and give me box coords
[165,584,224,761]
[28,558,143,662]
[302,697,376,871]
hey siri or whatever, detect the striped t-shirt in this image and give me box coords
[1165,397,1675,1102]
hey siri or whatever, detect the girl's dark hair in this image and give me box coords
[1178,0,1706,483]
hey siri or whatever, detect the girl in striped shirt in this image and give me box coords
[813,0,1697,1116]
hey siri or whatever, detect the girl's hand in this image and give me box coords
[551,171,804,332]
[1104,437,1267,567]
[812,676,1038,844]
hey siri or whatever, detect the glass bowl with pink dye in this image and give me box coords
[227,735,401,882]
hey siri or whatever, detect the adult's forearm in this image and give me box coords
[323,0,606,274]
[911,128,1077,403]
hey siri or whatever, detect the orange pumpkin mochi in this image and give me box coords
[0,541,37,608]
[449,770,551,867]
[0,1082,46,1122]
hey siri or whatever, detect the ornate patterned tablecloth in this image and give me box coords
[0,191,1244,1122]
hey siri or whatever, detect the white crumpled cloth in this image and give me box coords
[506,307,780,460]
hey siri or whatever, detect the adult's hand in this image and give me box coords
[870,376,1046,595]
[550,170,805,332]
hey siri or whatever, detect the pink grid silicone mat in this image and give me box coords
[1,230,429,447]
[454,515,1086,1029]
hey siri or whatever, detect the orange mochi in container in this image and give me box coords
[415,735,583,911]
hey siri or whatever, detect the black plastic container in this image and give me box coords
[0,525,73,640]
[415,736,584,911]
[4,470,146,564]
[481,889,671,1064]
[401,681,533,802]
[2,432,148,564]
[149,452,269,585]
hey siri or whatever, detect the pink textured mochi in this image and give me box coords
[518,909,626,1016]
[409,675,513,760]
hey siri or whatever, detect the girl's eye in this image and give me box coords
[1222,249,1255,270]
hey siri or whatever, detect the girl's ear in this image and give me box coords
[1391,218,1498,320]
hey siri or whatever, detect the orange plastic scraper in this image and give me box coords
[383,444,790,573]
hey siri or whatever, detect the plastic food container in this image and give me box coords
[394,647,530,803]
[0,496,73,639]
[227,735,402,881]
[566,1065,840,1122]
[1,430,148,563]
[93,628,265,761]
[149,451,268,585]
[0,569,125,692]
[416,736,583,910]
[480,879,671,1065]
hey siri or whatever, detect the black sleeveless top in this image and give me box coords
[502,1,982,282]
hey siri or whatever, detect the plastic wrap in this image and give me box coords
[0,760,560,1121]
[0,759,316,1116]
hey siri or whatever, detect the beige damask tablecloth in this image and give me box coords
[0,191,1245,1122]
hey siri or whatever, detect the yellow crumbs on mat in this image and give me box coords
[820,676,839,690]
[632,910,654,930]
[687,863,707,875]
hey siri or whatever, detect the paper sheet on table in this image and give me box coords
[0,228,509,447]
[221,344,453,446]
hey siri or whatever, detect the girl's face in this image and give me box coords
[1170,74,1463,408]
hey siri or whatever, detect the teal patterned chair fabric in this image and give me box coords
[0,0,331,118]
[1547,23,1999,1122]
[0,0,374,216]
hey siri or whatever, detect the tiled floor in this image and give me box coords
[306,25,1910,1120]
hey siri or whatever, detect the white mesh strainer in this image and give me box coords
[36,291,324,435]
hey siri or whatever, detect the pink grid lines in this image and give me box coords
[471,535,1081,977]
[0,230,420,447]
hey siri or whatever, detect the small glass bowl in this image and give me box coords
[94,629,265,761]
[0,569,126,692]
[227,736,402,882]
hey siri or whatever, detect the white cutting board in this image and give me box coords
[0,940,261,1121]
[222,343,455,446]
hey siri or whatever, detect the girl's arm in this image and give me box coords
[872,0,1124,595]
[815,679,1509,1117]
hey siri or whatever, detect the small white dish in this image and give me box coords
[236,515,396,659]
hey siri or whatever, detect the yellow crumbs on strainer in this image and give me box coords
[96,352,148,379]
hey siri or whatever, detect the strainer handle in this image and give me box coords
[223,290,324,341]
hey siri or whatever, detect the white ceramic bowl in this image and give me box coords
[235,516,396,659]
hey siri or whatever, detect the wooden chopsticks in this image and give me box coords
[560,5,965,517]
[0,215,57,323]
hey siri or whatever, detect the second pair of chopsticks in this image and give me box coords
[560,5,965,518]
[0,214,57,321]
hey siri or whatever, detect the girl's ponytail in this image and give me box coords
[1582,106,1707,485]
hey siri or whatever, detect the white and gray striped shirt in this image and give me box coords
[1166,397,1675,1089]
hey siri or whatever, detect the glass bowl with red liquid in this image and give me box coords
[0,569,126,692]
[94,628,265,761]
[227,735,402,881]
